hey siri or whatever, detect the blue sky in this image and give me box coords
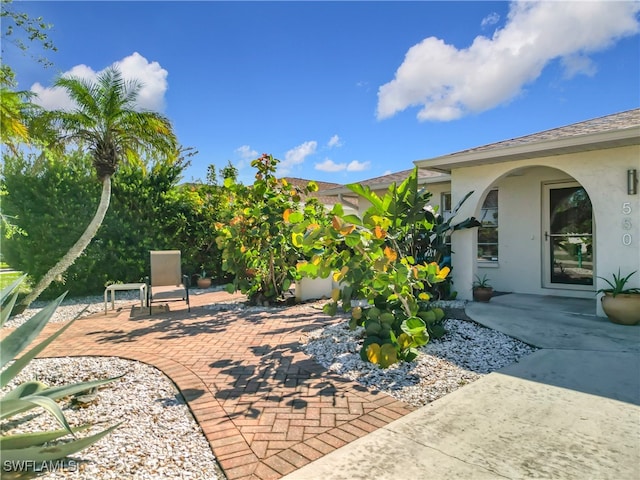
[4,1,640,185]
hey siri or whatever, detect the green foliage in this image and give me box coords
[1,0,58,69]
[296,168,457,367]
[596,269,640,297]
[472,274,492,289]
[216,153,327,304]
[0,270,30,298]
[1,150,99,297]
[0,149,225,298]
[0,277,120,469]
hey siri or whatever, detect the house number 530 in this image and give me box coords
[622,202,632,246]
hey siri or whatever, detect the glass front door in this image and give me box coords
[543,183,594,288]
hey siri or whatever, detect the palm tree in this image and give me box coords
[20,67,178,307]
[0,67,38,153]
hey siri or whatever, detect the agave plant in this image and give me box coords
[596,269,640,297]
[1,275,121,468]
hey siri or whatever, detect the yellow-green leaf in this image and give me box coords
[366,343,381,364]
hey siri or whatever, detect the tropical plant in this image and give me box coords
[216,153,327,305]
[18,66,178,308]
[294,168,467,367]
[0,68,38,154]
[198,265,207,278]
[596,269,640,297]
[472,274,492,289]
[0,276,120,469]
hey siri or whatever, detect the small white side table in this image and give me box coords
[104,283,147,314]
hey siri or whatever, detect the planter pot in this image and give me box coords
[197,277,212,289]
[473,287,493,302]
[295,276,333,302]
[601,292,640,325]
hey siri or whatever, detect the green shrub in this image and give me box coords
[216,154,327,304]
[295,168,461,367]
[1,150,227,298]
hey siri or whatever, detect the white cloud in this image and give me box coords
[377,1,640,122]
[327,134,343,148]
[315,158,346,172]
[115,52,168,111]
[235,145,259,159]
[277,141,317,175]
[31,52,169,112]
[314,158,370,173]
[346,160,370,172]
[481,12,500,29]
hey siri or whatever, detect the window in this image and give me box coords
[439,192,453,266]
[478,190,498,262]
[440,192,452,220]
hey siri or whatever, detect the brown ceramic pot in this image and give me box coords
[472,287,493,302]
[601,292,640,325]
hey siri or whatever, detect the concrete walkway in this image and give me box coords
[284,294,640,480]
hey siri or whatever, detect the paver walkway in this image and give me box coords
[27,290,414,480]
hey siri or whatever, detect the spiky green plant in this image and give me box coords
[596,269,640,297]
[1,276,121,469]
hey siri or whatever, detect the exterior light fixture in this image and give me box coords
[628,169,638,195]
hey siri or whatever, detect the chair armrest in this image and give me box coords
[182,274,191,288]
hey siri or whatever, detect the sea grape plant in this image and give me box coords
[0,276,121,469]
[216,153,328,305]
[293,168,474,367]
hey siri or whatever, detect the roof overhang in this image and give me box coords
[322,174,451,196]
[415,126,640,174]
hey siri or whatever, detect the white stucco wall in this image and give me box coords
[448,145,640,316]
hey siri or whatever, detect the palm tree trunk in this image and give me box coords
[20,176,112,308]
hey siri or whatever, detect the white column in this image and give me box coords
[451,228,477,300]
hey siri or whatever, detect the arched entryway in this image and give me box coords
[452,165,597,300]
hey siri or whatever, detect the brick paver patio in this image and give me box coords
[25,290,414,480]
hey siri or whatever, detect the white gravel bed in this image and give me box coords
[1,357,225,479]
[2,291,146,329]
[301,314,537,407]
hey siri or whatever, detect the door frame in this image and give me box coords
[541,181,596,291]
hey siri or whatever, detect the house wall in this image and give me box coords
[359,182,451,215]
[449,144,640,316]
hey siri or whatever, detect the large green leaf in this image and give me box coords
[346,183,384,211]
[1,423,122,463]
[0,425,92,450]
[0,274,27,305]
[401,316,426,336]
[0,292,66,370]
[0,274,27,327]
[1,377,121,419]
[1,380,48,401]
[2,395,74,434]
[0,305,88,388]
